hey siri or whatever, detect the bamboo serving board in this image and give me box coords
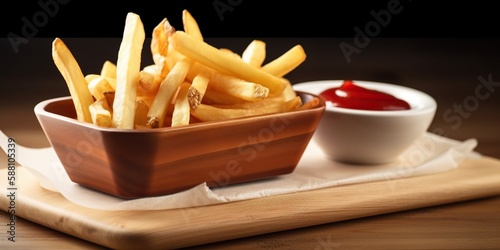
[2,156,500,249]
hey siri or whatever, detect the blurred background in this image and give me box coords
[1,0,499,158]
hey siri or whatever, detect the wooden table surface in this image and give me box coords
[1,37,500,249]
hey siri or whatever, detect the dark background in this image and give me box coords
[1,0,499,158]
[1,0,499,38]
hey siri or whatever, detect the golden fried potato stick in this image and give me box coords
[112,12,145,129]
[100,60,117,79]
[182,9,203,41]
[219,48,241,60]
[294,97,320,111]
[151,18,170,64]
[171,82,191,126]
[89,98,113,127]
[151,18,174,84]
[146,57,193,128]
[280,78,297,101]
[84,74,99,84]
[286,96,303,110]
[167,47,270,101]
[209,73,269,101]
[212,96,285,109]
[261,45,306,77]
[84,74,116,89]
[202,87,247,105]
[192,96,301,122]
[52,38,94,123]
[137,68,159,97]
[187,72,210,111]
[87,76,114,100]
[134,99,150,127]
[169,31,288,95]
[242,40,266,67]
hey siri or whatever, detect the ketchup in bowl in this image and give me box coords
[319,80,411,111]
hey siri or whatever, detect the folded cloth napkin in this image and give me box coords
[0,130,479,211]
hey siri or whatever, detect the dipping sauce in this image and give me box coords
[319,80,411,111]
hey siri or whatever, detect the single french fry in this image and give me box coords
[146,57,192,128]
[192,98,297,122]
[294,97,320,111]
[261,45,306,77]
[191,104,258,121]
[182,9,203,41]
[112,12,145,129]
[151,18,174,83]
[202,87,247,105]
[85,74,116,89]
[100,60,117,79]
[167,47,211,81]
[85,74,100,84]
[187,72,210,111]
[209,73,269,101]
[89,98,113,127]
[280,78,297,101]
[284,96,303,111]
[242,40,266,67]
[137,69,159,97]
[87,76,114,100]
[212,96,285,110]
[134,99,150,127]
[142,64,158,75]
[169,31,288,95]
[219,48,241,60]
[171,82,191,126]
[140,64,162,94]
[52,38,94,123]
[151,18,169,65]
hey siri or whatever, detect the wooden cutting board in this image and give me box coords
[2,156,500,249]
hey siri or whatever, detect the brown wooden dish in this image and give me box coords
[34,91,325,199]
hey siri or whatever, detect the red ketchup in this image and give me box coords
[319,80,411,111]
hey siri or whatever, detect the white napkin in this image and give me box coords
[0,130,479,211]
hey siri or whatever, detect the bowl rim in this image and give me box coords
[293,80,437,117]
[34,92,326,133]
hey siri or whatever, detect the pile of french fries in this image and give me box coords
[52,10,319,129]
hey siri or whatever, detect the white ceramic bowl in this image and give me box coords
[293,80,437,165]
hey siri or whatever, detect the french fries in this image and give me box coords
[146,57,192,128]
[169,31,289,96]
[242,40,266,67]
[52,38,94,123]
[100,60,117,79]
[261,45,306,77]
[112,12,145,129]
[171,82,191,126]
[89,98,113,127]
[51,10,318,130]
[87,76,114,100]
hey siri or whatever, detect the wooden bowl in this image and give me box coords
[34,92,325,199]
